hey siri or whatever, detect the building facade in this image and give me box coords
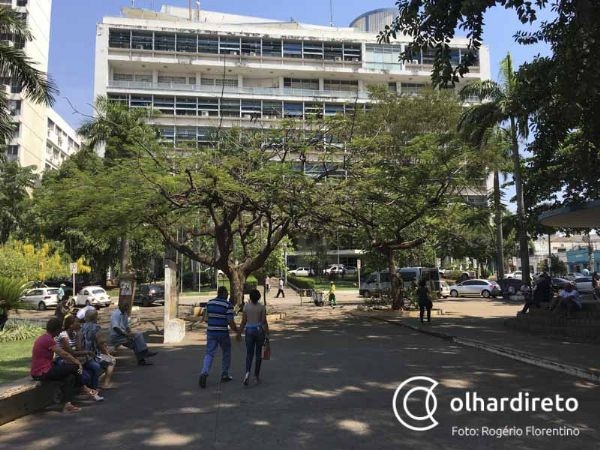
[1,0,80,172]
[95,5,490,157]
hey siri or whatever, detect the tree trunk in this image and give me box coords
[387,251,401,310]
[119,233,130,275]
[493,169,505,280]
[510,118,530,285]
[229,268,246,306]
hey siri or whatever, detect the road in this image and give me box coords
[0,295,599,449]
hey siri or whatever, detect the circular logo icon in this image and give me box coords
[392,376,439,431]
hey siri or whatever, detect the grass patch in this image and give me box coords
[0,338,34,384]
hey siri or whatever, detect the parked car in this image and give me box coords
[573,277,594,293]
[344,266,358,275]
[565,272,584,281]
[505,271,522,279]
[323,264,345,276]
[288,267,311,277]
[20,288,60,311]
[134,283,165,307]
[359,271,391,297]
[439,281,450,298]
[448,279,501,298]
[75,286,111,308]
[551,277,572,292]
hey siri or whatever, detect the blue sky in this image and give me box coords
[48,0,551,130]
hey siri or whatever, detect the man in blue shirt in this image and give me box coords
[199,286,240,388]
[110,303,157,366]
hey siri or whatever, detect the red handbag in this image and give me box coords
[261,339,271,360]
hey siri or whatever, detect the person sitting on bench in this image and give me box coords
[110,302,157,366]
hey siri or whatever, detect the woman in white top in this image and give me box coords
[238,289,269,385]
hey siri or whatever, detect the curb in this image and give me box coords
[354,313,600,384]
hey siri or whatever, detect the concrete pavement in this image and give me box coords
[1,291,599,449]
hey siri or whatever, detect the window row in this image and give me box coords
[109,28,362,61]
[108,94,363,118]
[365,44,479,66]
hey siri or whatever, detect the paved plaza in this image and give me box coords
[1,290,599,449]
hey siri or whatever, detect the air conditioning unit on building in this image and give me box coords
[249,51,257,56]
[201,111,209,117]
[334,56,342,61]
[231,51,238,56]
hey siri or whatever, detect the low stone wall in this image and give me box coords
[0,378,61,426]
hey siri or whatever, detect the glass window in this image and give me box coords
[198,35,218,54]
[324,43,343,61]
[262,40,282,57]
[175,97,197,116]
[158,75,186,85]
[303,41,323,60]
[422,48,436,65]
[283,102,303,118]
[177,33,197,53]
[153,96,174,114]
[16,0,27,6]
[449,48,460,65]
[262,101,282,118]
[130,95,152,108]
[284,78,319,90]
[158,126,175,143]
[241,100,262,116]
[283,41,302,58]
[220,99,240,117]
[109,29,130,48]
[304,102,323,117]
[241,39,261,55]
[324,103,344,116]
[113,73,133,81]
[107,94,129,104]
[154,32,175,52]
[219,38,240,55]
[131,31,153,50]
[198,98,219,116]
[6,144,18,156]
[323,80,358,92]
[344,43,361,61]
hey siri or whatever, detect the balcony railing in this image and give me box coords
[108,80,370,100]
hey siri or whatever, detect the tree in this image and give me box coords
[538,254,567,276]
[458,54,531,283]
[380,1,600,217]
[0,240,69,281]
[0,7,56,142]
[0,152,36,243]
[340,88,481,307]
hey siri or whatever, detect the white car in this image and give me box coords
[75,286,111,308]
[323,264,346,275]
[288,267,311,277]
[448,279,501,298]
[573,277,593,293]
[505,271,522,279]
[20,288,60,311]
[439,281,450,298]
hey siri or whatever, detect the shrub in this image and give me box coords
[287,276,315,290]
[0,323,44,343]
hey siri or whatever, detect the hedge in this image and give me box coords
[287,276,315,290]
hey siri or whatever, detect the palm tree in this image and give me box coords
[458,54,530,283]
[0,276,26,329]
[0,7,56,142]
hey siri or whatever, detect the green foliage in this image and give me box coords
[0,155,36,243]
[0,275,26,312]
[0,7,56,143]
[287,275,315,290]
[0,323,43,343]
[538,255,567,276]
[0,240,69,281]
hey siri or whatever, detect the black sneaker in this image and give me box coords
[199,373,207,389]
[145,351,158,357]
[221,375,233,382]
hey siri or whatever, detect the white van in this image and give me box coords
[359,271,391,297]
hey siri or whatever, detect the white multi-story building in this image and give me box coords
[2,0,80,172]
[45,108,81,170]
[94,5,490,162]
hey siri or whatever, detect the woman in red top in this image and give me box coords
[31,318,85,413]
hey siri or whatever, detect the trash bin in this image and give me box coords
[313,290,324,306]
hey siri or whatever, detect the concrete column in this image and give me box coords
[164,252,185,344]
[152,69,159,83]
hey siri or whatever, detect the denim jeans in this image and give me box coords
[245,327,265,376]
[83,359,102,389]
[201,333,231,376]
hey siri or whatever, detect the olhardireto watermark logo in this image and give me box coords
[392,376,439,431]
[392,376,581,438]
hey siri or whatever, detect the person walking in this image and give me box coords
[328,281,337,306]
[57,283,65,303]
[264,276,271,293]
[416,280,433,323]
[238,289,269,385]
[199,286,241,388]
[275,277,285,298]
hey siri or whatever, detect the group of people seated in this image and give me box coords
[519,272,583,318]
[31,302,156,413]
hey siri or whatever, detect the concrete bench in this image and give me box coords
[0,377,62,426]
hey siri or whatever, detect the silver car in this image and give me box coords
[573,277,593,293]
[20,288,60,311]
[448,279,501,298]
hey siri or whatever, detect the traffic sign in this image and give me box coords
[357,259,361,270]
[70,263,78,274]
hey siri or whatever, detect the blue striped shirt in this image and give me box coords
[206,297,234,336]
